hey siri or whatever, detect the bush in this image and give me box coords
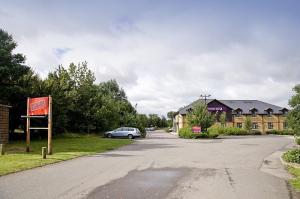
[179,127,195,139]
[266,129,295,135]
[283,149,300,164]
[249,130,262,135]
[223,127,248,135]
[179,126,219,139]
[139,128,147,138]
[207,126,249,136]
[295,137,300,145]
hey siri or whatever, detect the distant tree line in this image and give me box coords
[0,29,168,136]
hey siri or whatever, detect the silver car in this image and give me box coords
[105,127,141,139]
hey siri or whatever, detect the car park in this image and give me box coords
[105,127,141,139]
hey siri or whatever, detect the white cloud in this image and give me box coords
[1,1,299,116]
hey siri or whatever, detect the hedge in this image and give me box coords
[283,149,300,164]
[266,129,295,135]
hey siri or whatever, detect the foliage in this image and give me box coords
[295,137,300,145]
[220,112,227,127]
[187,103,215,131]
[287,166,300,191]
[179,126,219,139]
[249,130,262,135]
[207,127,221,138]
[0,134,132,176]
[244,117,252,133]
[179,126,195,139]
[208,126,248,136]
[0,29,43,133]
[283,149,300,164]
[167,111,176,127]
[287,84,300,134]
[266,129,295,135]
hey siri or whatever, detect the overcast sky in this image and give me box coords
[1,0,299,116]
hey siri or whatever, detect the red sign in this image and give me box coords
[192,126,201,133]
[29,97,49,116]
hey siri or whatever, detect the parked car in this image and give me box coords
[105,127,141,139]
[145,127,155,131]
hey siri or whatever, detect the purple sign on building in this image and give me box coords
[207,100,230,112]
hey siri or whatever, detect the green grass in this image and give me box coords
[0,134,133,176]
[288,166,300,191]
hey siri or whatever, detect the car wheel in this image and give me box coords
[128,134,133,139]
[107,133,112,138]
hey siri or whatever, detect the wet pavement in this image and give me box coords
[87,168,190,199]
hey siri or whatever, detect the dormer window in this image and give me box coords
[250,108,258,117]
[280,108,288,116]
[187,108,193,113]
[265,108,273,117]
[235,108,242,117]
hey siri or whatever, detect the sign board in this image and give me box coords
[207,107,223,111]
[29,97,49,116]
[192,126,201,133]
[25,96,53,155]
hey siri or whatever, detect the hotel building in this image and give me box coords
[174,99,289,134]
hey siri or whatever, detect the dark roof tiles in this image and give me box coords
[178,99,287,115]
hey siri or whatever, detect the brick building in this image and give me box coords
[0,104,11,144]
[174,99,288,134]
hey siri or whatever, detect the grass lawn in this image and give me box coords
[0,134,133,176]
[288,166,300,191]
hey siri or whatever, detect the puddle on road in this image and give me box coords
[87,168,190,199]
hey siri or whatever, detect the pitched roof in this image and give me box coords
[178,99,287,115]
[219,100,286,114]
[178,99,214,115]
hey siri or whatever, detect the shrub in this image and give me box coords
[283,149,300,164]
[295,137,300,145]
[223,127,248,135]
[207,126,249,136]
[179,126,195,139]
[179,126,219,139]
[266,129,295,135]
[207,127,222,137]
[250,130,262,135]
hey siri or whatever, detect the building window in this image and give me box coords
[236,110,242,117]
[268,122,273,129]
[283,122,288,129]
[282,110,288,117]
[252,123,258,129]
[267,110,273,117]
[237,123,242,128]
[252,111,257,117]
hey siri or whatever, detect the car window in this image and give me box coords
[128,128,134,131]
[122,127,128,131]
[116,128,122,131]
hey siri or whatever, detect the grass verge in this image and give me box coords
[0,134,133,176]
[288,166,300,191]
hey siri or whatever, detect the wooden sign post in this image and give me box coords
[26,98,30,152]
[47,96,52,155]
[23,96,52,154]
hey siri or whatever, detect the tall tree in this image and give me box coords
[0,29,41,132]
[244,116,252,133]
[220,112,227,127]
[287,84,300,134]
[187,103,215,131]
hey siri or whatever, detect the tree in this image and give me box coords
[0,29,41,133]
[187,103,215,131]
[244,116,252,133]
[220,112,227,127]
[287,84,300,134]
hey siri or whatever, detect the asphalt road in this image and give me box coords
[0,130,298,199]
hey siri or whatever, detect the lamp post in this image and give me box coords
[200,94,211,105]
